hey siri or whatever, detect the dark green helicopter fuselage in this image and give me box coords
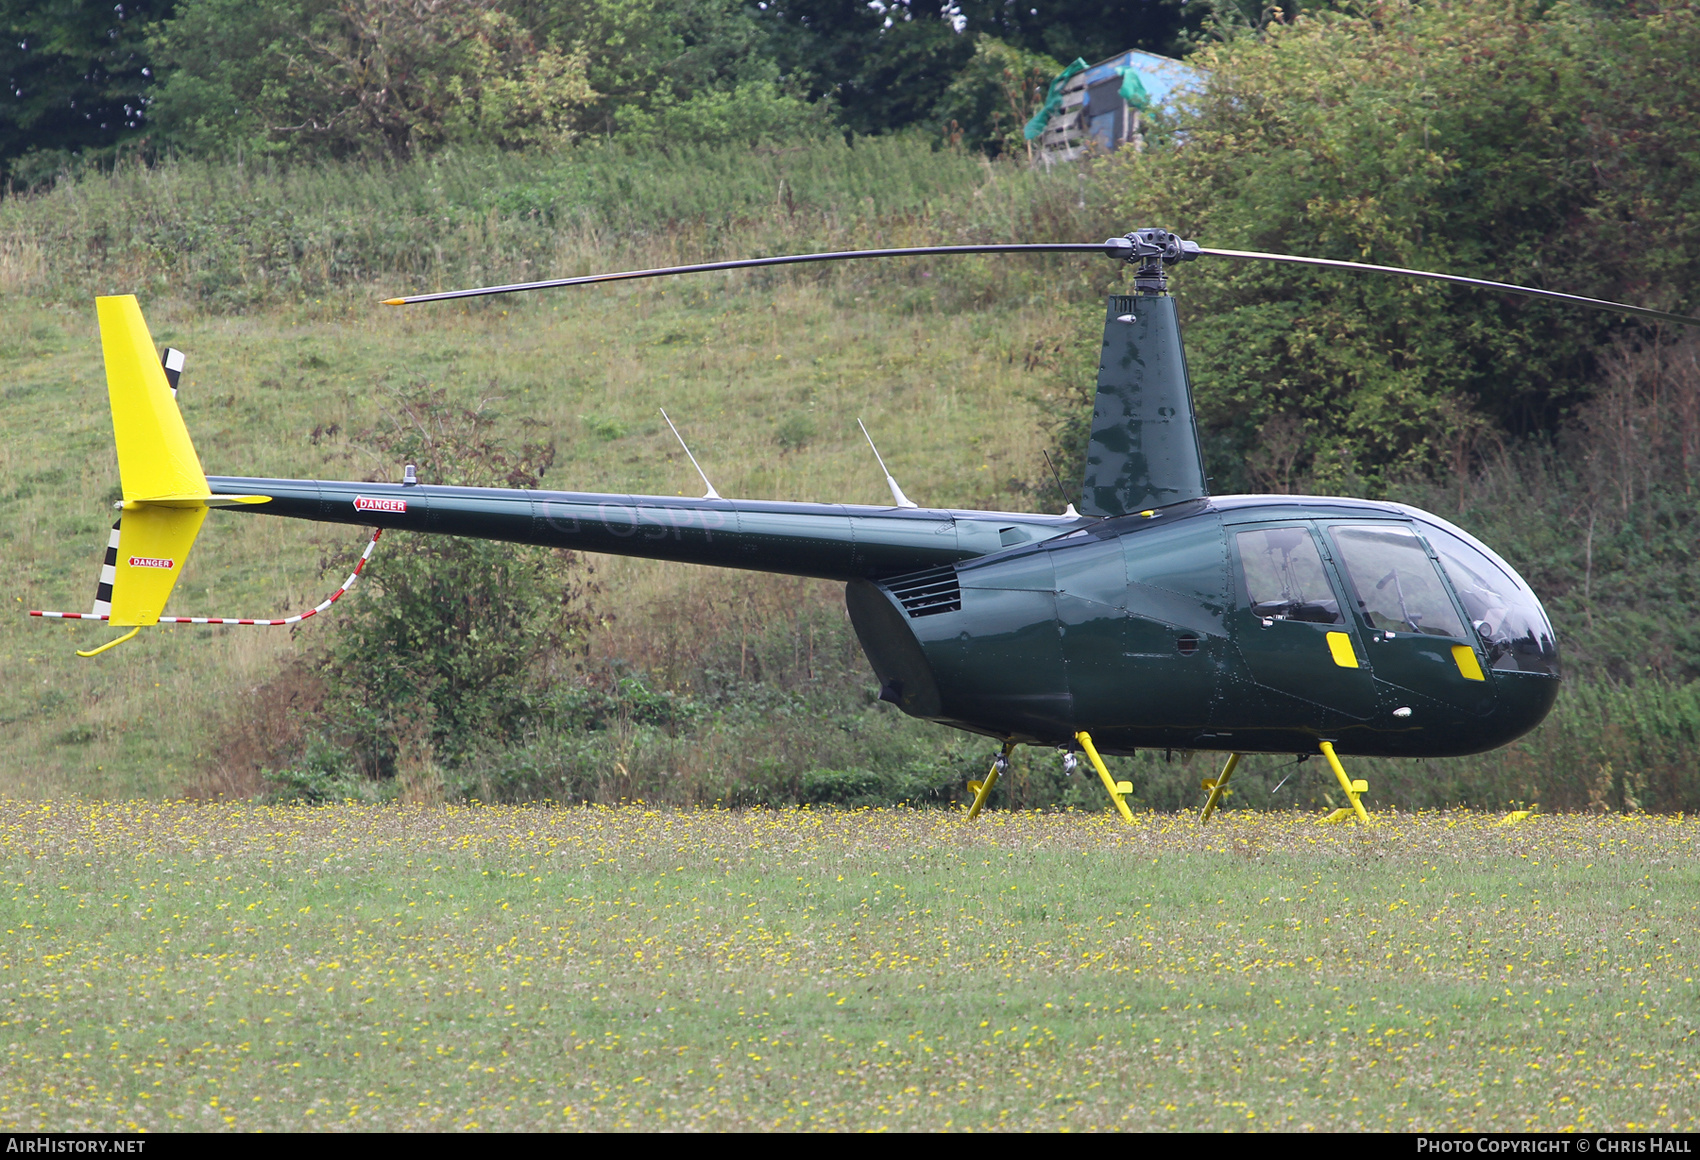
[203,277,1560,763]
[209,475,1559,760]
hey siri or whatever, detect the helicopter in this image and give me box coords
[30,229,1700,825]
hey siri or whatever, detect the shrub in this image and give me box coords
[311,387,598,786]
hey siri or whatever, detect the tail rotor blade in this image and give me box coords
[1196,246,1700,329]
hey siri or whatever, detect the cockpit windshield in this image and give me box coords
[1417,521,1560,677]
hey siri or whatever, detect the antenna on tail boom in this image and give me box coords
[1041,450,1081,519]
[660,409,722,500]
[858,419,919,510]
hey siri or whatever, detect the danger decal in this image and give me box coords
[128,556,175,570]
[354,496,408,513]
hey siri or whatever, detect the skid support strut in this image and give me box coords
[966,742,1013,821]
[1199,753,1241,823]
[1076,732,1135,824]
[1317,740,1371,825]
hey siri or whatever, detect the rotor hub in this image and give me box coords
[1103,228,1201,294]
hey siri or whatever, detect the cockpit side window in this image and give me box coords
[1329,525,1467,638]
[1233,527,1342,624]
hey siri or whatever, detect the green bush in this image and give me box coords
[800,760,965,808]
[931,35,1061,158]
[614,81,835,149]
[264,737,384,804]
[308,388,596,785]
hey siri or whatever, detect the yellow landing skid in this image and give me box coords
[1499,808,1536,825]
[964,733,1135,825]
[1076,731,1134,824]
[966,742,1011,820]
[1201,745,1371,825]
[1199,752,1241,823]
[1317,740,1372,825]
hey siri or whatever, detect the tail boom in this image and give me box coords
[205,476,1082,582]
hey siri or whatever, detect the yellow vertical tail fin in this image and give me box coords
[97,295,210,504]
[32,297,271,653]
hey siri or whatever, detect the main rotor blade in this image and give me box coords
[384,243,1112,305]
[1198,246,1700,328]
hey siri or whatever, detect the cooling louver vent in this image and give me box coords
[886,566,961,618]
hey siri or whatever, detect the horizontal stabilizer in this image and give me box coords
[130,493,270,509]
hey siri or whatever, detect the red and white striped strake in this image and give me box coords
[31,527,381,626]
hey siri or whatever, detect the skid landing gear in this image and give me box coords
[1199,753,1241,823]
[964,734,1135,824]
[1317,740,1371,825]
[1076,731,1134,823]
[966,742,1012,820]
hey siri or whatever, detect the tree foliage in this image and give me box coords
[953,0,1199,62]
[1098,0,1700,491]
[0,0,171,184]
[512,0,782,133]
[756,0,1200,136]
[150,0,596,159]
[933,34,1060,157]
[146,0,813,158]
[3,0,1211,172]
[613,79,834,148]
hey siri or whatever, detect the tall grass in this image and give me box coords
[0,137,1111,308]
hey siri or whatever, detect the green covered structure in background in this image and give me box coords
[1028,48,1203,162]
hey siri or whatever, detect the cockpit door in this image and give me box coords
[1227,522,1379,719]
[1324,523,1497,716]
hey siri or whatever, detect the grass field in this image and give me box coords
[3,803,1695,1131]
